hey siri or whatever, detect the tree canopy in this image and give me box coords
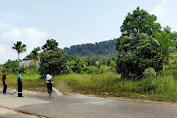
[27,47,41,60]
[39,48,68,76]
[64,39,117,56]
[120,6,161,37]
[12,41,27,70]
[116,34,162,78]
[42,39,58,52]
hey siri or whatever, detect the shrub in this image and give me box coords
[143,67,156,77]
[86,66,98,74]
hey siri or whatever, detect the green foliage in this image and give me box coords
[143,67,156,77]
[1,60,18,73]
[85,66,98,74]
[12,41,27,71]
[86,57,96,66]
[26,47,41,60]
[39,48,68,76]
[42,39,58,52]
[64,39,117,56]
[12,41,27,55]
[20,64,37,75]
[115,34,162,79]
[154,32,176,76]
[99,66,111,74]
[120,6,161,37]
[69,59,88,74]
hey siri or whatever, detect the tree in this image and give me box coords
[115,34,162,79]
[42,39,58,52]
[12,41,26,71]
[2,60,18,73]
[39,48,68,76]
[27,47,41,73]
[120,6,161,37]
[69,59,88,74]
[154,32,176,77]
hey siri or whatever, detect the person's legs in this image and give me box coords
[3,82,5,94]
[18,84,22,97]
[49,83,52,97]
[4,84,7,93]
[47,83,50,97]
[47,83,52,98]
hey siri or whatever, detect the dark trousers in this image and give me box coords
[3,82,7,93]
[47,83,52,94]
[18,84,22,97]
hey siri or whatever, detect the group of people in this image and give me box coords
[1,70,53,98]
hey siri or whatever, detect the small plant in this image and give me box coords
[143,67,156,77]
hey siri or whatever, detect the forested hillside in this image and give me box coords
[63,39,117,56]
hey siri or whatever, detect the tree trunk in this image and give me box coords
[18,53,20,71]
[35,60,37,73]
[163,60,165,79]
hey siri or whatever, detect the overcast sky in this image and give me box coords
[0,0,176,64]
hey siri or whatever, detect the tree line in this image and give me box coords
[63,39,117,56]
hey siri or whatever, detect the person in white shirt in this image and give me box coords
[44,74,53,98]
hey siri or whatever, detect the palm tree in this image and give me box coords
[155,32,176,77]
[29,47,41,72]
[12,41,26,71]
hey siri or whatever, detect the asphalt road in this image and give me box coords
[1,89,177,118]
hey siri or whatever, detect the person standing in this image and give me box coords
[2,71,7,94]
[17,70,23,97]
[44,74,53,98]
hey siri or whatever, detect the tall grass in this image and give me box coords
[53,70,177,102]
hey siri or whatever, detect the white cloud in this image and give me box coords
[0,27,48,64]
[151,5,167,18]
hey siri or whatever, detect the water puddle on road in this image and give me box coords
[52,87,62,95]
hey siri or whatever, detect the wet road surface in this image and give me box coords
[1,89,177,118]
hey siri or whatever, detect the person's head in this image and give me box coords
[19,70,22,74]
[4,71,7,75]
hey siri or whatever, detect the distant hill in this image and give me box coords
[63,38,117,56]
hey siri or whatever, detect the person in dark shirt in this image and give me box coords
[2,71,7,94]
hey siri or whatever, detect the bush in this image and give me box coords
[99,66,111,74]
[143,67,156,77]
[86,66,98,74]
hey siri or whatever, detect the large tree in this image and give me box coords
[39,48,68,76]
[42,39,58,52]
[115,34,162,79]
[12,41,26,71]
[120,7,161,37]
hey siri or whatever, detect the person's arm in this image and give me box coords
[20,75,23,85]
[44,75,47,84]
[20,79,23,84]
[2,75,3,83]
[5,78,7,85]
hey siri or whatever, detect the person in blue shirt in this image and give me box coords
[17,70,23,97]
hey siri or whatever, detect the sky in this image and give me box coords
[0,0,176,64]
